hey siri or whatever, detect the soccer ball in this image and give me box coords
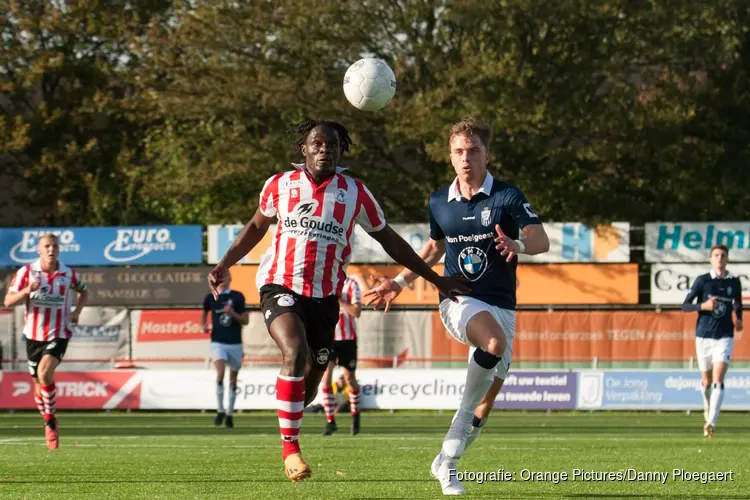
[343,58,396,111]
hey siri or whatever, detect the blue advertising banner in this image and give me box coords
[493,371,577,410]
[0,226,203,267]
[577,370,750,410]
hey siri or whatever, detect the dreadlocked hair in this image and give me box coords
[287,120,353,154]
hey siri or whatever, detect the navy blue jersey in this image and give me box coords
[203,290,246,344]
[429,173,541,309]
[682,272,743,339]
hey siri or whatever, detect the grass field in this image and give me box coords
[0,411,748,499]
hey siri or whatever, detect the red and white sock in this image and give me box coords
[349,387,360,416]
[276,375,305,459]
[40,383,57,421]
[322,387,336,422]
[34,393,45,417]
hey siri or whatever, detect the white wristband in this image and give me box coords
[514,239,526,254]
[393,275,409,289]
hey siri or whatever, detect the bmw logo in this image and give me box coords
[458,247,488,281]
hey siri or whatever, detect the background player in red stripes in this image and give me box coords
[321,275,362,436]
[208,119,470,482]
[3,233,88,449]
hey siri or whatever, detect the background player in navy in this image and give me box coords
[365,117,549,495]
[321,276,363,436]
[682,244,743,438]
[202,271,248,428]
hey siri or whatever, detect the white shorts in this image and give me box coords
[695,337,734,372]
[211,342,243,371]
[439,296,515,380]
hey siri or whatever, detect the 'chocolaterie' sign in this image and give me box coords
[77,267,212,306]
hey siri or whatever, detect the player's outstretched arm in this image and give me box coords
[368,224,469,303]
[363,237,446,311]
[209,208,273,298]
[397,237,446,286]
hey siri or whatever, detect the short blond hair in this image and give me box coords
[38,233,59,243]
[449,117,492,150]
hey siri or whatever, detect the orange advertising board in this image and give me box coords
[432,311,750,363]
[137,310,206,342]
[230,264,639,306]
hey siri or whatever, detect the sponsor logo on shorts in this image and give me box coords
[315,348,330,365]
[276,294,296,307]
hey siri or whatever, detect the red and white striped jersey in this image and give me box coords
[8,259,86,341]
[256,164,386,298]
[335,277,361,341]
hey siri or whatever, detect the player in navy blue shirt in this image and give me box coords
[682,244,743,438]
[201,271,248,428]
[365,117,549,495]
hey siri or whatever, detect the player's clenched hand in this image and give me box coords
[69,310,80,325]
[208,265,228,300]
[363,275,403,313]
[494,224,521,262]
[434,276,471,303]
[26,280,40,295]
[736,319,743,333]
[701,296,717,311]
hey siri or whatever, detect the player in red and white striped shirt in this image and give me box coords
[321,276,362,436]
[3,233,88,450]
[208,120,470,482]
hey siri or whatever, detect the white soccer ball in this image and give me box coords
[343,58,396,111]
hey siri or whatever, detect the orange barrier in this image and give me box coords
[231,263,639,305]
[432,310,749,362]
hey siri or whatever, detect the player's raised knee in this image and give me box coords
[484,334,506,357]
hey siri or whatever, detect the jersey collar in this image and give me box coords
[448,171,493,202]
[292,163,347,174]
[30,259,68,275]
[219,287,233,295]
[710,269,733,279]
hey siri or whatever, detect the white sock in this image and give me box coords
[442,356,495,459]
[227,384,237,416]
[708,383,724,426]
[216,381,225,413]
[701,385,711,420]
[464,417,487,452]
[460,356,495,413]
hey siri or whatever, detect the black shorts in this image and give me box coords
[260,284,340,370]
[333,340,358,370]
[25,338,69,379]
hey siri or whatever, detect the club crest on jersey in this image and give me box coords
[728,286,733,295]
[220,312,232,327]
[295,201,318,216]
[458,247,488,282]
[481,207,492,227]
[713,301,728,318]
[335,188,347,203]
[276,294,296,307]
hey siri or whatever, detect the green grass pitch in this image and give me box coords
[0,411,748,499]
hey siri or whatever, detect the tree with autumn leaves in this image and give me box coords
[2,0,749,226]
